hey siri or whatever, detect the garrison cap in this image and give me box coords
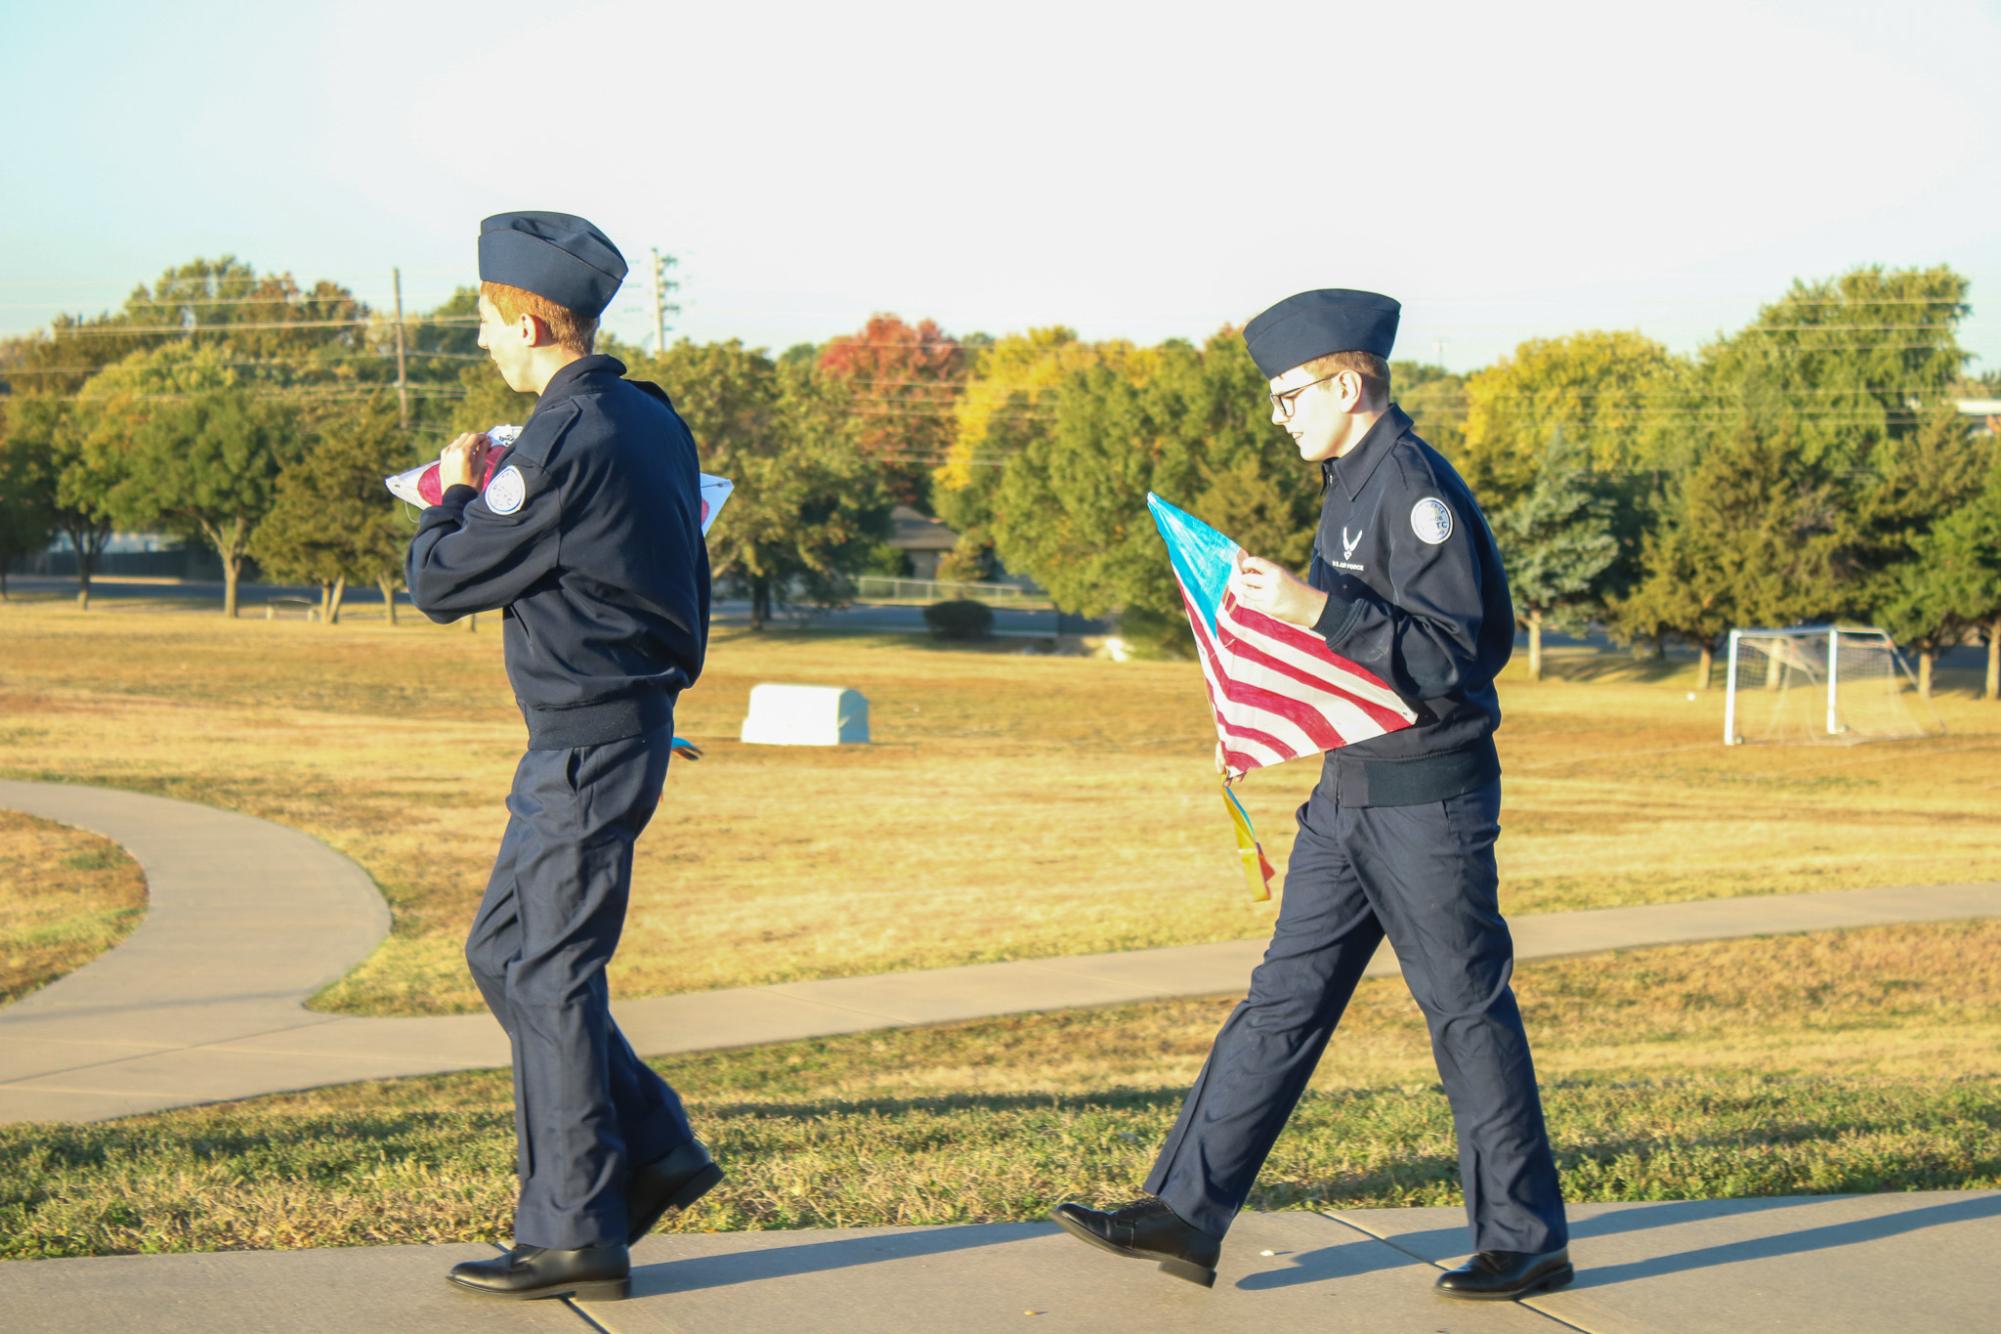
[478,211,627,318]
[1243,288,1400,378]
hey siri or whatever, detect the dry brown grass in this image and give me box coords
[0,809,146,1004]
[1,597,1996,1016]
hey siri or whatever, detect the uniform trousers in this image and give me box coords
[465,725,695,1249]
[1145,776,1567,1253]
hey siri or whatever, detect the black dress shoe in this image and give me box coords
[1434,1247,1574,1301]
[1050,1197,1220,1288]
[627,1139,725,1243]
[448,1242,631,1302]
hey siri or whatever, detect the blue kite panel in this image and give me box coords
[1147,492,1239,632]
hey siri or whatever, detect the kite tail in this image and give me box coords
[1221,780,1275,902]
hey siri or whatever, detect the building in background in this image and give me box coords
[888,505,958,581]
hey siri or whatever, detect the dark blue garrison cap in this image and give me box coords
[478,211,627,318]
[1243,289,1400,378]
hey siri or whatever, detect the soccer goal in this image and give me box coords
[1723,626,1941,746]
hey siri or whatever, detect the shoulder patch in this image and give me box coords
[1410,497,1453,545]
[485,465,526,516]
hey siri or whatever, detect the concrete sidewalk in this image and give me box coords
[4,779,1999,1125]
[0,1193,1991,1332]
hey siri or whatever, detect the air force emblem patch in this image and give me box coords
[485,465,526,516]
[1411,497,1452,545]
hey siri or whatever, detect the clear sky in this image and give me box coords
[3,0,1997,376]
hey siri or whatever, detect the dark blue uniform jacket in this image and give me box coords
[407,355,711,750]
[1306,405,1513,805]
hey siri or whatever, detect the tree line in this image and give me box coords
[0,258,898,626]
[1,259,1996,699]
[922,267,2000,699]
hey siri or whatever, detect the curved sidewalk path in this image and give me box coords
[4,778,1999,1126]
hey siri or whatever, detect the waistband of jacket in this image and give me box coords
[522,688,674,750]
[1328,734,1499,807]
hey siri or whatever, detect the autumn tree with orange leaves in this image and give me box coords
[817,314,965,510]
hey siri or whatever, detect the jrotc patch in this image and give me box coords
[1411,497,1452,545]
[485,465,526,516]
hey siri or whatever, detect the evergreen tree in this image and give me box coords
[1492,429,1619,681]
[1852,401,1985,623]
[1878,553,1965,699]
[1699,266,1971,622]
[1908,444,2001,699]
[1614,414,1843,688]
[251,397,415,624]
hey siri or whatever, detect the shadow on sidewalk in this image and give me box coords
[1249,1193,2001,1294]
[1568,1193,2001,1289]
[1232,1231,1427,1292]
[1336,1193,1851,1270]
[630,1221,1049,1296]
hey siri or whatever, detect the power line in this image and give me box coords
[1742,323,1961,332]
[1,297,379,312]
[43,316,478,336]
[9,384,469,404]
[1,349,484,376]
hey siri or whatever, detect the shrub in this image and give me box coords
[923,599,995,641]
[859,542,911,577]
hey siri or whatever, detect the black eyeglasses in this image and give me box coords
[1268,373,1339,420]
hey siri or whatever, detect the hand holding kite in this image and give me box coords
[438,432,494,492]
[1228,551,1329,630]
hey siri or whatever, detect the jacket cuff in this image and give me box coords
[439,483,478,508]
[1313,589,1363,647]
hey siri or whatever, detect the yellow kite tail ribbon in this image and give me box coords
[1222,780,1275,902]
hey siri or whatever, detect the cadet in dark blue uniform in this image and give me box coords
[1054,290,1572,1302]
[409,212,721,1304]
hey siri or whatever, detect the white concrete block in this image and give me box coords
[739,684,870,746]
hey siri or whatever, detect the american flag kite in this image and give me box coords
[1149,492,1417,895]
[1150,491,1416,770]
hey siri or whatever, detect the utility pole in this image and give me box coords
[392,267,410,430]
[649,248,680,353]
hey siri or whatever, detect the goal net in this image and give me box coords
[1723,626,1941,746]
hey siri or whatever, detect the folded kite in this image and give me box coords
[385,424,735,534]
[1147,491,1418,898]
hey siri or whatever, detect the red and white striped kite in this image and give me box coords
[1149,492,1416,897]
[1149,492,1415,774]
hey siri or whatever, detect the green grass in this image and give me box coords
[3,920,1995,1258]
[2,600,1996,1018]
